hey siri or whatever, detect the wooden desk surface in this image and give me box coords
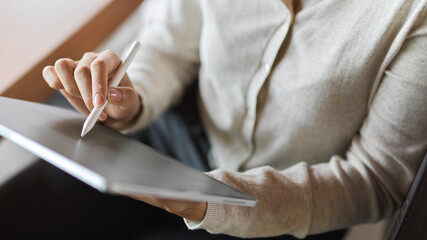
[0,0,143,102]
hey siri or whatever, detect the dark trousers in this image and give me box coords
[0,90,346,240]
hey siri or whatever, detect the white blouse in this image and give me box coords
[126,0,427,238]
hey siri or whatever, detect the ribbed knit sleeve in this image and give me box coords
[186,9,427,238]
[123,0,201,132]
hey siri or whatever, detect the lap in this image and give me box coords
[0,89,346,239]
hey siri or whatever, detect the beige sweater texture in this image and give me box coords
[125,0,427,238]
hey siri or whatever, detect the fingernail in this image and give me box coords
[108,89,122,103]
[94,93,103,107]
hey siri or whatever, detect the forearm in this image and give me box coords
[122,0,202,132]
[186,21,427,238]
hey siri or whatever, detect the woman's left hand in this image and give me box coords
[128,195,207,222]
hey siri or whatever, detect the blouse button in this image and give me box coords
[262,63,270,75]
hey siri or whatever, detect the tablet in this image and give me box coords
[0,96,257,207]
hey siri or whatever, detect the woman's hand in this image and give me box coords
[44,50,206,221]
[129,195,207,222]
[42,50,141,129]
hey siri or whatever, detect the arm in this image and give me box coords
[43,0,208,221]
[186,13,427,238]
[124,0,202,132]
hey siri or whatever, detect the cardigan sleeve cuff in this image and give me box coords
[184,203,224,231]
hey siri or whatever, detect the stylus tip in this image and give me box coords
[81,127,88,137]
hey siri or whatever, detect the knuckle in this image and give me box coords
[103,49,113,55]
[104,49,118,58]
[82,52,96,59]
[91,59,106,70]
[54,58,69,70]
[103,49,120,62]
[74,66,90,81]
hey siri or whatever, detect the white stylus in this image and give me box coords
[80,41,141,137]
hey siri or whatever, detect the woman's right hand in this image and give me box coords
[42,49,141,130]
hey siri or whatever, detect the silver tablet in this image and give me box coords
[0,96,257,207]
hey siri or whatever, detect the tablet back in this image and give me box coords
[0,96,257,207]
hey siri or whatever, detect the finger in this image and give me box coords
[60,89,108,120]
[127,195,207,221]
[107,87,139,107]
[91,50,121,108]
[74,52,97,111]
[42,66,63,90]
[106,86,140,121]
[59,89,90,116]
[54,58,79,97]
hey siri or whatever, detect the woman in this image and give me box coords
[41,0,427,238]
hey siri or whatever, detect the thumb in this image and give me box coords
[105,86,141,122]
[107,87,139,107]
